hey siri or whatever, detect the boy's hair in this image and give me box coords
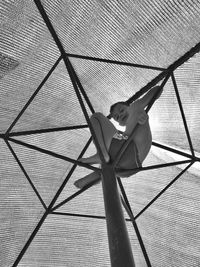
[109,101,129,117]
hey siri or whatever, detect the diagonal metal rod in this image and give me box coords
[67,53,165,71]
[33,0,66,55]
[120,159,193,173]
[171,73,195,157]
[51,211,132,222]
[7,137,100,173]
[152,141,200,162]
[5,139,47,210]
[34,0,107,165]
[51,211,106,221]
[34,0,105,164]
[67,60,95,114]
[51,178,101,211]
[47,138,93,213]
[126,41,200,105]
[6,56,62,135]
[63,58,107,164]
[135,161,194,219]
[12,209,49,267]
[12,135,92,267]
[118,178,152,267]
[8,124,88,137]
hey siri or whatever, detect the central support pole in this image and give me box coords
[101,163,135,267]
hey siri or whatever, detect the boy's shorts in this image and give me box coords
[109,132,142,176]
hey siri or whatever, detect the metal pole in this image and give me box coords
[117,178,152,267]
[101,163,135,267]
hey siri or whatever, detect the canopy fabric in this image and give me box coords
[1,1,200,266]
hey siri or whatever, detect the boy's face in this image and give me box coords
[111,103,129,126]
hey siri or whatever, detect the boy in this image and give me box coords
[74,86,162,188]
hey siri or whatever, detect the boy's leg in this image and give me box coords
[74,113,117,188]
[80,112,117,163]
[133,122,152,163]
[78,153,101,165]
[74,171,101,189]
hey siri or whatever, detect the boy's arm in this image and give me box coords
[124,86,162,136]
[136,86,163,109]
[124,102,144,135]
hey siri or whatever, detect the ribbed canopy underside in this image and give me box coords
[1,1,200,266]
